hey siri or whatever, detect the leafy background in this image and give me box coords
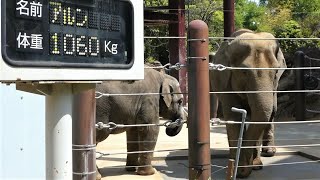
[144,0,320,64]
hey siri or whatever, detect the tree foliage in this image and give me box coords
[273,20,304,54]
[144,0,320,63]
[144,0,168,63]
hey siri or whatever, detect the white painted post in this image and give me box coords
[45,84,73,179]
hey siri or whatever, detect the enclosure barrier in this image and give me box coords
[73,89,96,179]
[93,47,320,179]
[92,18,320,179]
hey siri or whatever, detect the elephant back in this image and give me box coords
[95,68,164,124]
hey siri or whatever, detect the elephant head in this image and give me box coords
[160,74,185,136]
[211,30,286,177]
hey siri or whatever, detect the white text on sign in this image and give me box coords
[105,41,118,55]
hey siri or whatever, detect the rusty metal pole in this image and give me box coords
[169,0,187,103]
[294,51,306,121]
[224,0,235,38]
[225,159,235,180]
[73,88,96,180]
[188,20,211,180]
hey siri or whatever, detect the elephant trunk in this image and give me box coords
[247,91,274,123]
[165,106,186,137]
[247,76,275,123]
[241,82,273,154]
[236,91,275,178]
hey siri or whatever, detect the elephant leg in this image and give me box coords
[95,142,102,180]
[126,127,139,172]
[210,94,219,119]
[221,97,243,160]
[252,135,263,170]
[261,124,276,157]
[137,126,159,175]
[226,123,241,160]
[237,124,267,178]
[96,165,102,180]
[262,95,277,157]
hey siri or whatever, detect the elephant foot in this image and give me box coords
[96,172,102,180]
[261,147,276,157]
[125,166,136,172]
[137,166,155,175]
[252,157,263,170]
[236,167,252,178]
[125,158,139,172]
[96,167,102,180]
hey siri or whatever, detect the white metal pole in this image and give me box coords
[45,84,73,180]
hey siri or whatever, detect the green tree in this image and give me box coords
[273,20,304,54]
[144,0,169,63]
[187,0,224,51]
[258,5,292,33]
[235,0,267,31]
[263,0,320,51]
[143,0,320,62]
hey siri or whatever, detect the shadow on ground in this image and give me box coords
[158,153,320,180]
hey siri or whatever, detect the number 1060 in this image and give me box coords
[50,33,100,57]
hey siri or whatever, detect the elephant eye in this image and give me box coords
[178,99,183,105]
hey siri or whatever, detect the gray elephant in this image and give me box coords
[95,67,185,179]
[210,29,286,178]
[210,29,277,157]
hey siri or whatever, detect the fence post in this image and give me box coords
[73,88,96,180]
[168,0,187,104]
[224,0,235,38]
[188,20,211,180]
[294,51,306,121]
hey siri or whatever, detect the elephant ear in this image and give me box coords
[275,47,287,82]
[212,41,232,91]
[161,78,173,107]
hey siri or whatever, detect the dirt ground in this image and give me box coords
[96,121,320,179]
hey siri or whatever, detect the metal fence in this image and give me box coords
[94,27,320,180]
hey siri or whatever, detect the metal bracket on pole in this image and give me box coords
[231,107,247,180]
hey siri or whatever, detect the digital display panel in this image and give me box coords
[2,0,134,68]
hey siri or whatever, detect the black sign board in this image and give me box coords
[1,0,134,68]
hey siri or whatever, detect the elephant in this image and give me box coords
[210,29,277,157]
[210,29,286,178]
[95,67,185,179]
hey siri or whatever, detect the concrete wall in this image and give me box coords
[0,84,45,179]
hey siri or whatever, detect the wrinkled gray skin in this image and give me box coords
[210,29,286,178]
[95,68,185,179]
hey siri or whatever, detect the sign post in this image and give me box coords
[45,84,73,179]
[1,0,144,179]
